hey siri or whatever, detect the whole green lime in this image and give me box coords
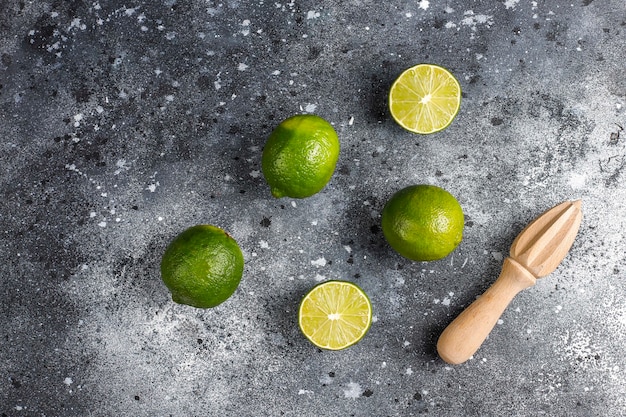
[261,114,340,198]
[381,185,464,261]
[160,225,244,308]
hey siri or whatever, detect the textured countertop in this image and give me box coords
[1,1,625,416]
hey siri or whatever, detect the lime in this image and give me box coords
[262,114,340,198]
[388,64,461,134]
[160,225,244,308]
[298,280,372,350]
[381,184,464,261]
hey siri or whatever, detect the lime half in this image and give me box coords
[298,280,372,350]
[388,64,461,134]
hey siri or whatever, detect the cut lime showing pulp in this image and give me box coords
[298,280,372,350]
[388,64,461,134]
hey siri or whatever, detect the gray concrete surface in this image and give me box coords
[1,0,625,416]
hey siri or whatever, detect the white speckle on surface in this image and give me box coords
[306,10,320,19]
[69,18,86,31]
[403,340,411,347]
[311,257,327,267]
[114,159,130,175]
[344,245,352,253]
[314,274,325,282]
[348,116,354,125]
[555,305,563,313]
[303,103,317,113]
[311,220,318,226]
[240,19,251,36]
[503,0,520,9]
[461,10,494,30]
[441,297,451,307]
[491,251,503,261]
[555,329,606,371]
[298,389,314,395]
[497,319,504,325]
[250,170,260,178]
[271,70,281,75]
[405,367,413,375]
[259,240,270,249]
[319,374,334,385]
[98,221,107,228]
[343,381,363,398]
[569,173,586,189]
[418,0,430,10]
[238,63,249,71]
[64,377,73,385]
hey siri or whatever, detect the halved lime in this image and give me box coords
[388,63,461,134]
[298,280,372,350]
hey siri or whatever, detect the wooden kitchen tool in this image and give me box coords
[437,200,583,365]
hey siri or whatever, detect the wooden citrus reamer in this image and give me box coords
[437,200,583,365]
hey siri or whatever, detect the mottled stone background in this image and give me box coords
[1,0,625,416]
